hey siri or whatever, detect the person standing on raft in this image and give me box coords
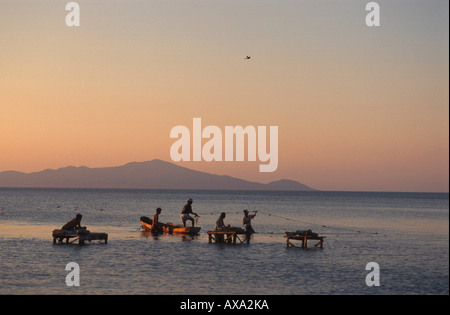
[242,210,257,235]
[181,198,199,227]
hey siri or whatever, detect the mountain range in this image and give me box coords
[0,159,315,191]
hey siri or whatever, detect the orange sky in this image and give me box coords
[0,0,448,192]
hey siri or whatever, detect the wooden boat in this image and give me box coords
[140,216,201,235]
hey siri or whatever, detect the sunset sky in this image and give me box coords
[0,0,448,192]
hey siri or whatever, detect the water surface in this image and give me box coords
[0,188,448,295]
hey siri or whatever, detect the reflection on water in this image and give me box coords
[0,221,138,241]
[0,221,56,239]
[139,230,202,242]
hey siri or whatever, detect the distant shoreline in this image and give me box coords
[1,160,448,194]
[0,159,316,192]
[0,186,448,195]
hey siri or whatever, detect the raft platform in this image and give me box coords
[52,229,108,245]
[285,232,325,249]
[207,230,251,244]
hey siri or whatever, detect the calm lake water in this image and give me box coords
[0,188,448,295]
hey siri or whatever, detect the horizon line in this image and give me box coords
[0,159,448,194]
[0,186,448,194]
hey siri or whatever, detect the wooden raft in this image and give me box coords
[207,230,251,244]
[285,233,325,249]
[52,229,108,245]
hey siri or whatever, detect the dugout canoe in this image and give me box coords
[140,216,201,235]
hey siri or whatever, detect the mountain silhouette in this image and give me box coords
[0,159,316,191]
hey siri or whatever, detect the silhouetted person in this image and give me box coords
[214,212,228,231]
[181,198,198,227]
[242,210,257,236]
[61,213,86,234]
[152,207,164,233]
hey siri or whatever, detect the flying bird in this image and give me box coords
[245,56,251,60]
